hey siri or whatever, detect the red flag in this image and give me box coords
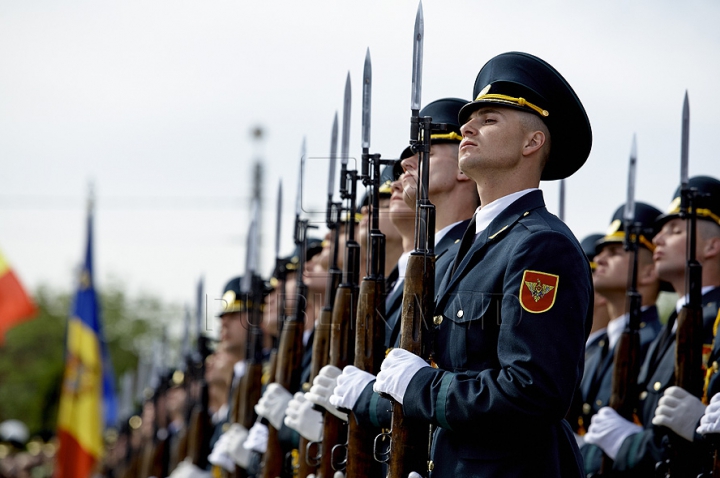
[0,248,37,345]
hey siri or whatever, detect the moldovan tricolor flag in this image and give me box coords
[55,200,117,478]
[0,248,37,345]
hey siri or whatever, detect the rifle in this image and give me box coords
[318,72,360,478]
[387,4,437,477]
[262,145,311,478]
[657,92,705,478]
[228,200,264,478]
[597,136,642,475]
[299,113,342,477]
[346,47,386,478]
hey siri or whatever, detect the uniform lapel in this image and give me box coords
[437,190,546,309]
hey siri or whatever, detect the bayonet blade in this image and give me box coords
[362,48,372,150]
[341,72,352,165]
[558,179,566,222]
[242,198,259,292]
[296,137,306,217]
[275,180,282,260]
[681,91,690,188]
[624,134,637,225]
[329,112,339,198]
[411,1,424,111]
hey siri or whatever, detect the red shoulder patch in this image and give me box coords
[519,270,559,314]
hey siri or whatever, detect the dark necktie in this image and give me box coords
[451,217,477,276]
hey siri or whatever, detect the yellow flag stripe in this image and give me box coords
[57,318,104,458]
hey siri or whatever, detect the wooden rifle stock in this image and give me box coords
[262,317,305,478]
[185,381,212,469]
[597,314,641,475]
[346,277,385,478]
[388,253,435,478]
[318,284,357,478]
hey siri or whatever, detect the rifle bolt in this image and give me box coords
[434,315,444,325]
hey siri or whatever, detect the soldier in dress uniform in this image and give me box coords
[585,175,720,477]
[577,203,664,472]
[372,52,594,477]
[565,233,609,440]
[323,98,481,431]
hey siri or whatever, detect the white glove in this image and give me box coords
[169,458,212,478]
[698,392,720,435]
[373,349,429,405]
[333,472,345,478]
[306,365,348,421]
[208,431,236,471]
[329,366,375,411]
[652,386,706,441]
[224,423,251,468]
[243,422,269,454]
[408,473,422,478]
[574,432,585,449]
[284,392,323,442]
[584,407,642,460]
[255,383,293,429]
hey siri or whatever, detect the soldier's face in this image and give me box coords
[389,179,415,234]
[262,288,280,337]
[458,107,526,179]
[399,143,461,208]
[653,218,687,283]
[593,243,630,296]
[220,311,248,352]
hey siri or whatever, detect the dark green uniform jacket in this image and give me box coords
[403,190,592,478]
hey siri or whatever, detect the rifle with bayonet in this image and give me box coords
[597,136,643,476]
[387,4,437,477]
[300,114,342,477]
[262,145,311,478]
[228,200,264,478]
[345,47,386,478]
[318,72,359,478]
[656,92,705,478]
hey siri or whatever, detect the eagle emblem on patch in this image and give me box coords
[519,270,559,313]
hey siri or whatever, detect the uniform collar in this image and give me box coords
[475,188,538,235]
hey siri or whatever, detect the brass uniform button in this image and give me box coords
[639,391,648,400]
[302,382,311,392]
[582,403,592,415]
[222,422,231,433]
[434,315,444,325]
[595,399,603,407]
[457,310,464,318]
[428,461,435,471]
[653,381,662,391]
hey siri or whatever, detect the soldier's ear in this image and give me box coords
[701,234,720,260]
[637,260,659,287]
[521,130,546,158]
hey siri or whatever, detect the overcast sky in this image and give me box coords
[1,1,719,331]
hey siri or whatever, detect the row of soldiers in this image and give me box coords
[113,50,720,478]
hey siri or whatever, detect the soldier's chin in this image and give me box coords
[403,189,416,209]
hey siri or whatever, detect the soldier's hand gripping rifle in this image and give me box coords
[596,136,643,476]
[262,143,313,478]
[228,200,264,478]
[299,114,342,477]
[386,4,441,477]
[344,47,386,478]
[656,92,705,478]
[318,72,360,478]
